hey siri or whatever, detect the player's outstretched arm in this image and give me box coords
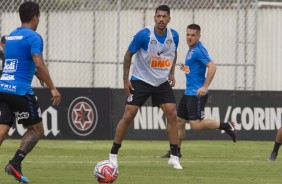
[32,54,61,106]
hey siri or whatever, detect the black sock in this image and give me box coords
[178,147,181,154]
[10,149,26,167]
[273,142,281,153]
[219,122,230,130]
[170,144,178,157]
[110,142,121,154]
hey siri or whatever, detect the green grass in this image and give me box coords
[1,140,282,184]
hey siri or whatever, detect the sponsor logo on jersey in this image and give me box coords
[150,55,171,69]
[0,84,17,92]
[6,36,23,41]
[151,59,170,68]
[166,39,172,44]
[67,96,98,136]
[157,50,165,56]
[0,74,15,80]
[4,59,18,72]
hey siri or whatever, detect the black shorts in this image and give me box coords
[177,94,208,120]
[0,92,42,127]
[126,80,176,107]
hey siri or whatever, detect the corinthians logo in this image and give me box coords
[67,96,98,136]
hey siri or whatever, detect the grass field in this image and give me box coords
[0,140,282,184]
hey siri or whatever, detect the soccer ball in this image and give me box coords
[94,160,118,183]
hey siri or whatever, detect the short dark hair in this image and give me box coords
[155,5,170,16]
[19,1,40,23]
[187,24,201,33]
[1,35,6,44]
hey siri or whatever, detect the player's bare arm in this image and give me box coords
[123,50,134,96]
[168,50,177,87]
[32,54,61,106]
[197,61,216,96]
[34,71,44,86]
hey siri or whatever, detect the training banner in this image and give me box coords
[112,90,282,141]
[7,89,282,141]
[7,88,112,140]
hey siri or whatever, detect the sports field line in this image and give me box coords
[2,159,258,164]
[5,155,265,158]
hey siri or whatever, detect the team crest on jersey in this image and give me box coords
[151,39,157,45]
[187,50,194,60]
[67,96,98,136]
[166,39,172,44]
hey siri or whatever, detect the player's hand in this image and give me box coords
[197,86,208,96]
[123,79,134,96]
[179,62,185,71]
[50,88,61,106]
[168,74,176,87]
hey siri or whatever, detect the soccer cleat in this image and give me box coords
[225,122,238,142]
[109,153,118,167]
[4,163,29,183]
[268,151,278,161]
[168,155,183,169]
[161,151,182,158]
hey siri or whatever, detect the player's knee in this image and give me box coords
[27,123,44,138]
[37,127,44,138]
[122,111,135,121]
[120,117,133,126]
[177,119,186,128]
[190,121,201,130]
[165,110,177,121]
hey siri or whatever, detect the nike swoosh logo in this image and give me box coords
[157,50,165,55]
